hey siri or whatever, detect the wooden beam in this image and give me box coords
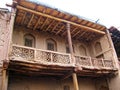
[33,16,42,30]
[45,20,55,31]
[17,5,105,34]
[20,11,26,25]
[76,31,87,39]
[61,71,73,80]
[62,31,67,36]
[40,17,48,30]
[51,21,60,32]
[56,25,65,35]
[27,14,34,27]
[71,27,78,34]
[72,30,81,38]
[72,73,79,90]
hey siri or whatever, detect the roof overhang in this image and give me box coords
[13,0,107,42]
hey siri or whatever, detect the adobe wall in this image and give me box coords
[12,26,92,57]
[90,34,115,60]
[0,11,10,89]
[8,74,105,90]
[107,71,120,90]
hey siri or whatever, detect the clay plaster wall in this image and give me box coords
[108,70,120,90]
[12,26,92,57]
[91,35,113,59]
[0,11,11,89]
[8,75,98,90]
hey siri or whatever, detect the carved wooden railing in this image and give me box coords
[75,56,114,69]
[10,45,114,69]
[10,45,72,66]
[92,58,114,69]
[75,56,92,67]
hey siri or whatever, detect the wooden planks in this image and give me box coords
[16,5,105,34]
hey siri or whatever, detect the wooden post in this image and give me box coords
[66,23,75,64]
[72,73,79,90]
[1,69,8,90]
[66,23,79,90]
[66,23,73,54]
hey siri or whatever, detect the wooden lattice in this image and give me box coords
[36,50,70,64]
[75,56,91,66]
[10,46,34,61]
[104,59,114,68]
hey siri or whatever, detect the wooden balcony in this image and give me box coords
[7,44,117,77]
[10,44,72,66]
[75,56,114,69]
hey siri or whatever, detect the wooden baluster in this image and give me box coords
[34,49,36,62]
[101,59,105,68]
[89,57,93,67]
[51,52,53,63]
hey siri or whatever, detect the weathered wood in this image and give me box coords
[40,17,48,30]
[70,27,77,34]
[67,23,74,54]
[27,14,34,27]
[17,5,105,34]
[72,30,81,38]
[1,70,8,90]
[20,12,26,25]
[33,16,42,30]
[72,73,79,90]
[61,71,72,80]
[56,25,65,35]
[51,21,60,32]
[76,31,86,39]
[45,20,55,31]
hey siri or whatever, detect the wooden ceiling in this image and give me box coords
[14,0,106,42]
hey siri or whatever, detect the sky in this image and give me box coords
[1,0,120,28]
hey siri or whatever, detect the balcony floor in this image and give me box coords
[5,59,117,77]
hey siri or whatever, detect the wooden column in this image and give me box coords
[66,23,75,64]
[72,73,79,90]
[1,69,8,90]
[66,23,74,54]
[66,23,79,90]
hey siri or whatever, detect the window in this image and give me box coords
[46,38,57,51]
[64,85,70,90]
[95,42,102,53]
[24,34,35,47]
[79,45,87,56]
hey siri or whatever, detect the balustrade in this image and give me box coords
[10,45,71,65]
[10,45,114,69]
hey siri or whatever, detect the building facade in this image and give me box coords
[0,0,119,90]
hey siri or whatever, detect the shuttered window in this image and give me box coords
[24,34,35,47]
[46,38,57,51]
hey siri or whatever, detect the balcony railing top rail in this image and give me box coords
[9,44,115,70]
